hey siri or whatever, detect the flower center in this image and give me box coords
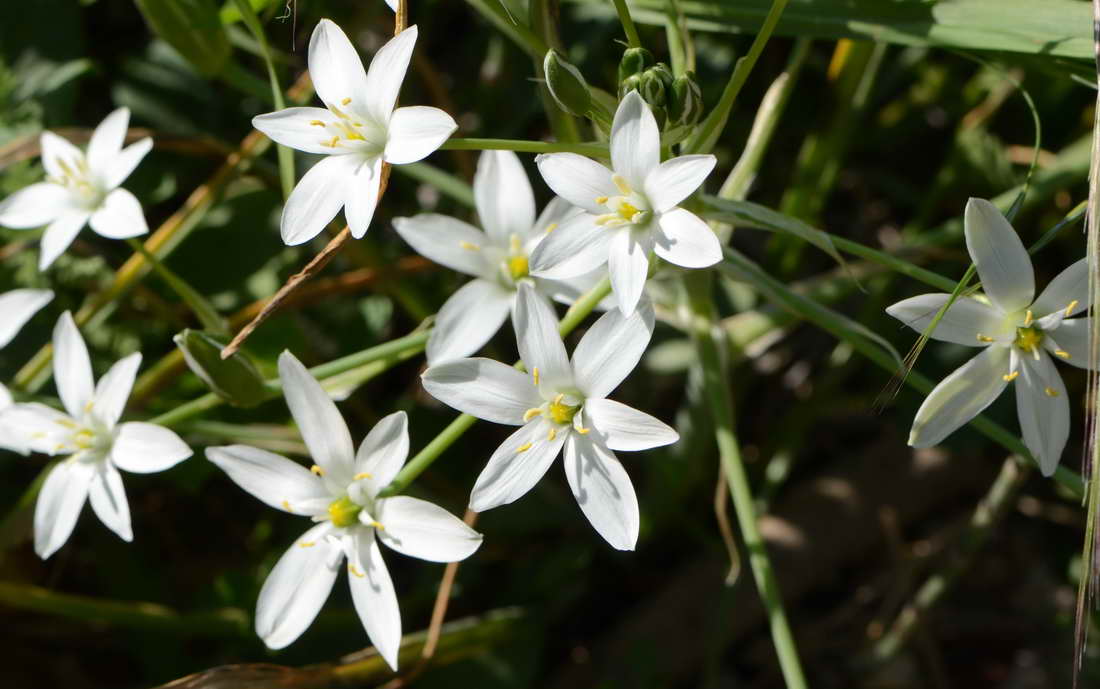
[310,98,386,154]
[594,174,652,228]
[327,495,362,528]
[1013,326,1043,354]
[49,155,102,207]
[548,395,580,424]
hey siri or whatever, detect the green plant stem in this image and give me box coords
[441,138,607,156]
[462,0,548,59]
[612,0,643,47]
[125,238,227,334]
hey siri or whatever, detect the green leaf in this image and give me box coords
[133,0,231,76]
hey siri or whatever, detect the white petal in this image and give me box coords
[563,432,639,550]
[474,150,535,243]
[909,345,1011,448]
[0,388,28,455]
[392,214,491,277]
[572,300,654,399]
[643,154,716,213]
[421,357,541,425]
[376,495,482,562]
[608,229,651,315]
[354,411,410,498]
[309,19,369,111]
[53,311,94,418]
[535,153,617,214]
[654,208,722,268]
[280,154,356,246]
[39,211,90,270]
[0,183,69,228]
[885,294,1008,346]
[469,419,566,511]
[87,462,132,542]
[89,188,148,239]
[111,422,192,473]
[344,155,383,239]
[533,196,585,237]
[2,403,76,455]
[279,350,355,484]
[256,521,341,649]
[1032,257,1089,318]
[348,531,401,670]
[0,288,53,348]
[964,198,1034,313]
[40,131,84,180]
[1015,352,1070,476]
[1046,318,1091,369]
[528,213,609,279]
[206,444,331,514]
[514,283,572,390]
[363,25,418,125]
[91,352,140,428]
[252,107,345,155]
[426,279,512,364]
[384,106,456,165]
[34,459,95,559]
[583,398,677,451]
[610,91,660,190]
[103,138,153,189]
[87,107,130,173]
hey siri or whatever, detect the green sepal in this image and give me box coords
[173,329,268,408]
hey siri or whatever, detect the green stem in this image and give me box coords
[125,238,228,335]
[611,0,643,48]
[462,0,548,59]
[441,138,607,156]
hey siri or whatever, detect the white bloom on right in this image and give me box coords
[886,198,1093,476]
[0,288,54,454]
[421,282,678,550]
[0,107,151,269]
[530,90,721,315]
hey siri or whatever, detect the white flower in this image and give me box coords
[252,20,457,246]
[394,149,603,363]
[0,108,151,270]
[4,312,191,558]
[421,282,678,550]
[206,352,481,667]
[887,198,1093,476]
[530,90,721,315]
[0,288,54,454]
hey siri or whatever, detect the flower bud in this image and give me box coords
[174,329,268,408]
[668,71,704,126]
[640,68,668,108]
[544,49,592,117]
[618,47,654,83]
[618,73,644,100]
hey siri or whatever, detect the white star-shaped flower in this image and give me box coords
[206,352,482,667]
[0,288,54,454]
[887,197,1093,475]
[252,19,457,246]
[421,282,678,550]
[0,108,152,270]
[394,149,603,363]
[4,312,191,558]
[530,90,721,315]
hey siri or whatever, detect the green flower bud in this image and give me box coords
[618,47,654,83]
[618,73,644,100]
[543,49,592,117]
[669,71,703,126]
[173,329,268,408]
[639,69,667,108]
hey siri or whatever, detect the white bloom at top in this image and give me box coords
[206,352,481,667]
[252,20,457,246]
[421,283,678,550]
[3,312,191,558]
[0,288,54,454]
[530,90,721,315]
[394,149,602,363]
[887,198,1094,476]
[0,108,151,270]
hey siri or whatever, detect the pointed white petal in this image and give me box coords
[0,289,53,348]
[392,214,491,277]
[533,196,585,237]
[280,154,356,246]
[528,213,609,279]
[252,107,345,155]
[206,444,331,514]
[964,198,1034,313]
[279,351,355,483]
[514,283,572,389]
[608,229,650,315]
[426,279,512,364]
[583,398,677,451]
[535,153,618,214]
[572,300,654,399]
[363,25,418,125]
[87,107,130,173]
[256,521,340,649]
[474,150,535,243]
[909,345,1011,448]
[654,208,722,268]
[384,106,456,165]
[87,462,132,542]
[421,357,541,425]
[34,459,95,559]
[0,183,69,228]
[53,312,94,418]
[1032,257,1089,318]
[469,419,566,511]
[563,431,639,550]
[1046,318,1091,369]
[1015,352,1070,476]
[104,138,153,189]
[376,495,482,562]
[2,403,76,455]
[40,131,84,179]
[344,155,383,239]
[349,531,401,670]
[309,19,369,111]
[0,386,29,455]
[886,294,1007,346]
[89,189,148,239]
[610,91,660,190]
[39,211,90,270]
[91,352,140,428]
[643,154,716,212]
[111,422,192,473]
[353,411,409,499]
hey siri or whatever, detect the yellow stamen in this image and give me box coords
[576,427,590,435]
[547,427,557,441]
[507,254,530,280]
[368,520,385,530]
[533,367,540,385]
[330,105,350,119]
[348,563,365,578]
[298,541,316,548]
[341,97,352,105]
[1054,350,1071,359]
[55,418,78,429]
[1044,386,1059,397]
[1003,371,1019,382]
[545,222,558,234]
[309,119,325,126]
[459,241,480,251]
[552,393,564,405]
[976,334,994,343]
[611,174,631,195]
[353,472,373,480]
[328,496,362,528]
[1023,310,1034,327]
[282,499,294,512]
[516,442,533,453]
[595,196,608,205]
[310,464,325,476]
[523,408,542,422]
[321,135,340,147]
[1065,300,1079,316]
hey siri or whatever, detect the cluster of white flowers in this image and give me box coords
[0,12,1091,674]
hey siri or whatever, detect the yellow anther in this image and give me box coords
[1054,350,1071,359]
[516,442,533,453]
[459,241,480,251]
[611,174,631,195]
[353,472,373,480]
[545,222,558,234]
[976,334,994,343]
[595,196,608,205]
[368,520,385,530]
[309,119,325,126]
[547,427,557,441]
[54,418,78,429]
[532,367,540,385]
[348,563,365,578]
[84,400,94,412]
[1044,386,1059,397]
[1003,371,1019,382]
[576,427,590,435]
[321,135,340,147]
[57,158,74,177]
[510,235,522,253]
[310,464,326,476]
[341,97,352,105]
[553,393,565,405]
[330,105,350,119]
[1023,310,1034,327]
[298,541,316,548]
[282,500,294,512]
[616,201,640,221]
[523,408,542,422]
[1066,300,1079,316]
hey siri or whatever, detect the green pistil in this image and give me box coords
[1014,326,1044,353]
[328,496,362,528]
